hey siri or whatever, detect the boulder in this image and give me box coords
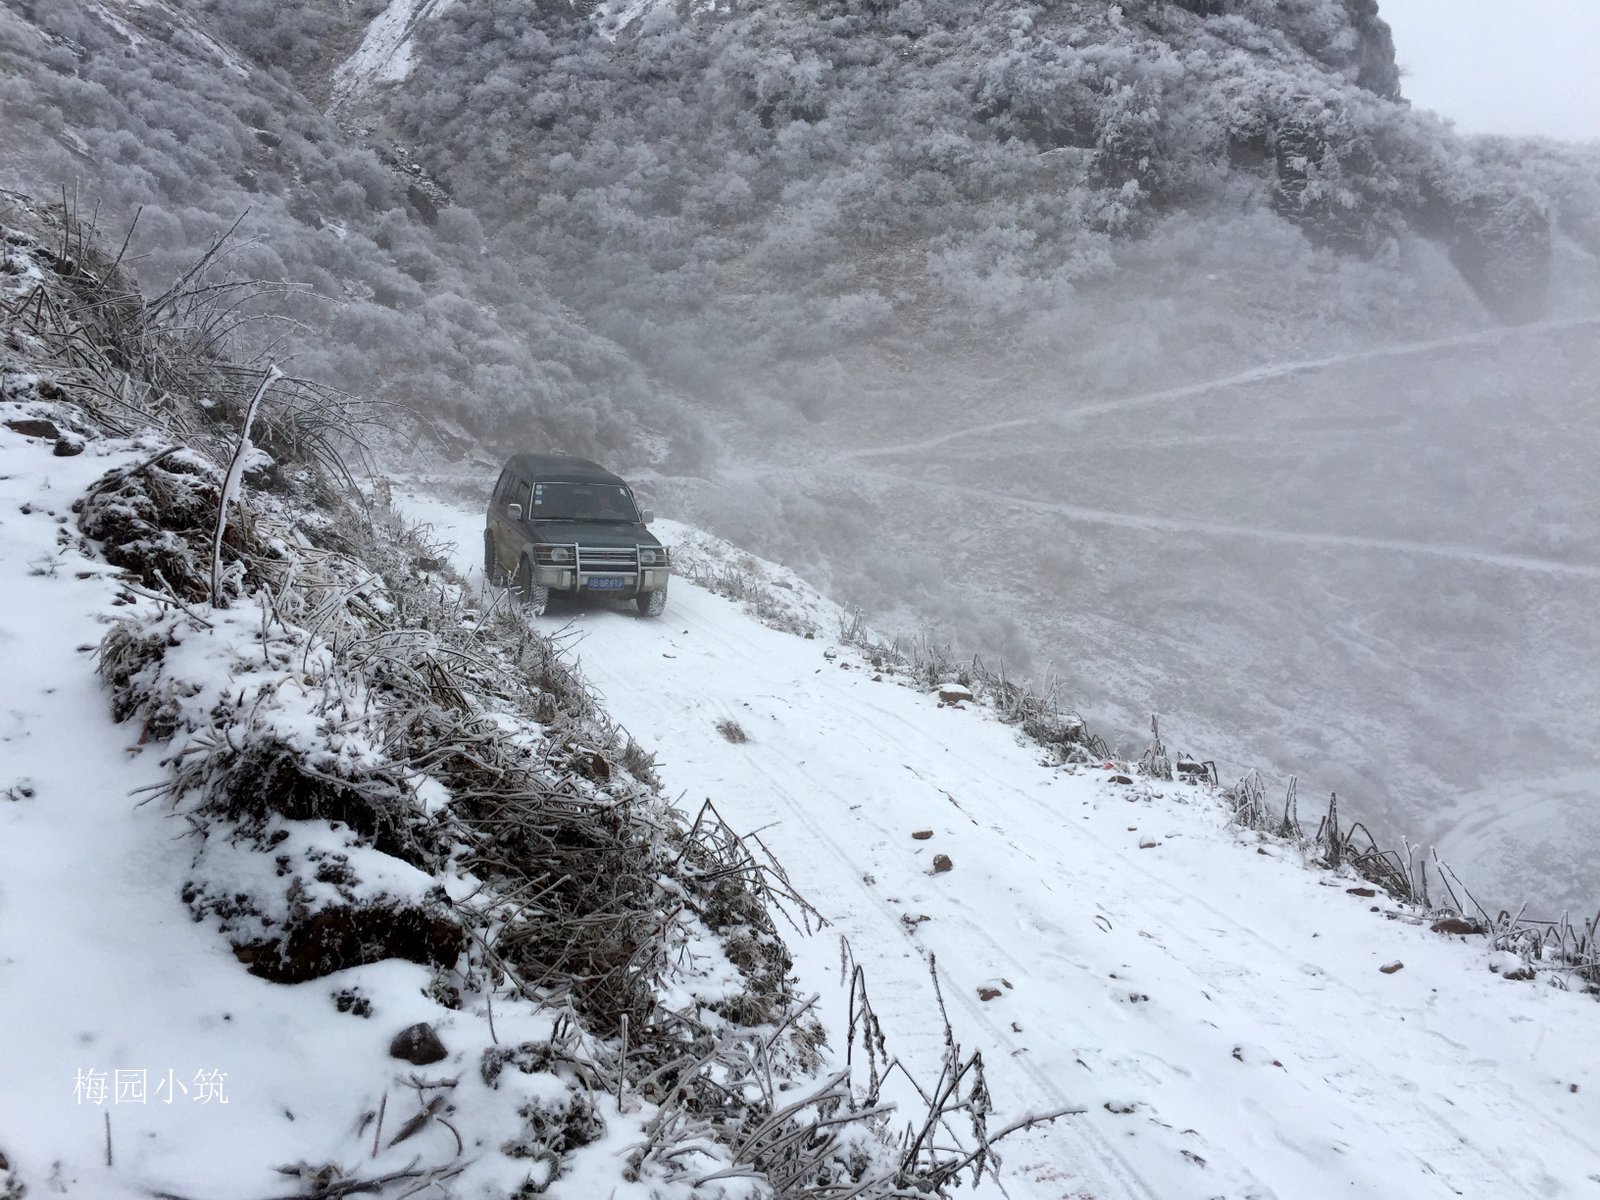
[6,417,59,439]
[390,1022,448,1065]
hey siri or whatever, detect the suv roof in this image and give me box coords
[505,453,627,487]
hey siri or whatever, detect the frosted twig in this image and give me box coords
[209,362,281,607]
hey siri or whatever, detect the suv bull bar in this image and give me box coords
[529,543,669,596]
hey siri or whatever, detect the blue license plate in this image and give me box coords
[587,576,626,590]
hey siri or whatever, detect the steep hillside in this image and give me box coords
[5,0,1595,978]
[0,0,704,467]
[0,191,997,1200]
[338,0,1600,377]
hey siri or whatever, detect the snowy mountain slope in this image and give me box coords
[328,0,684,98]
[315,0,1600,923]
[838,316,1600,471]
[1,201,953,1200]
[400,490,1600,1200]
[20,0,1596,927]
[0,5,695,469]
[1,229,1594,1198]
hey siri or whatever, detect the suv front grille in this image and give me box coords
[578,546,638,573]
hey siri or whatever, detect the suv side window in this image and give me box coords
[514,478,532,516]
[492,469,510,504]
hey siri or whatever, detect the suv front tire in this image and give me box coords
[515,557,550,616]
[636,585,667,618]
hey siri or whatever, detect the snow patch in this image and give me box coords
[332,0,456,104]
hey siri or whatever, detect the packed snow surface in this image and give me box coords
[401,490,1600,1200]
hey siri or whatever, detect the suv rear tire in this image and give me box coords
[484,532,505,588]
[515,557,550,616]
[636,586,667,618]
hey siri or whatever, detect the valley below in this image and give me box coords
[647,316,1600,920]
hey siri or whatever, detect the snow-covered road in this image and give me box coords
[404,490,1600,1200]
[843,316,1600,461]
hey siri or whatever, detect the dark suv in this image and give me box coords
[485,454,669,617]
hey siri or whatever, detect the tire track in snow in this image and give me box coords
[558,590,1179,1200]
[647,618,1548,1200]
[585,589,1590,1199]
[726,753,1177,1200]
[569,593,1420,1199]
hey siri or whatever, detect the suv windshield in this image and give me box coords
[530,481,641,523]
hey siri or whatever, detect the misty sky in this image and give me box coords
[1381,0,1600,142]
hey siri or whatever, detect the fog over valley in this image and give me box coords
[3,0,1596,916]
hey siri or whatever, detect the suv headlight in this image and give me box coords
[639,547,667,567]
[536,545,573,564]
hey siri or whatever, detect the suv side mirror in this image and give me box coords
[641,509,655,525]
[507,503,524,521]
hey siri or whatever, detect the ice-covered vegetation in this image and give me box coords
[9,0,1599,451]
[0,0,706,466]
[303,0,1599,916]
[376,0,1600,379]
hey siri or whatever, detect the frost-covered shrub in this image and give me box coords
[367,0,1584,397]
[0,1,688,467]
[77,451,234,601]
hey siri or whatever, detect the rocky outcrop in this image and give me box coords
[1443,188,1553,324]
[1341,0,1401,99]
[1169,0,1399,97]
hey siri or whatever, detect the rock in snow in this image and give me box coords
[389,1022,448,1066]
